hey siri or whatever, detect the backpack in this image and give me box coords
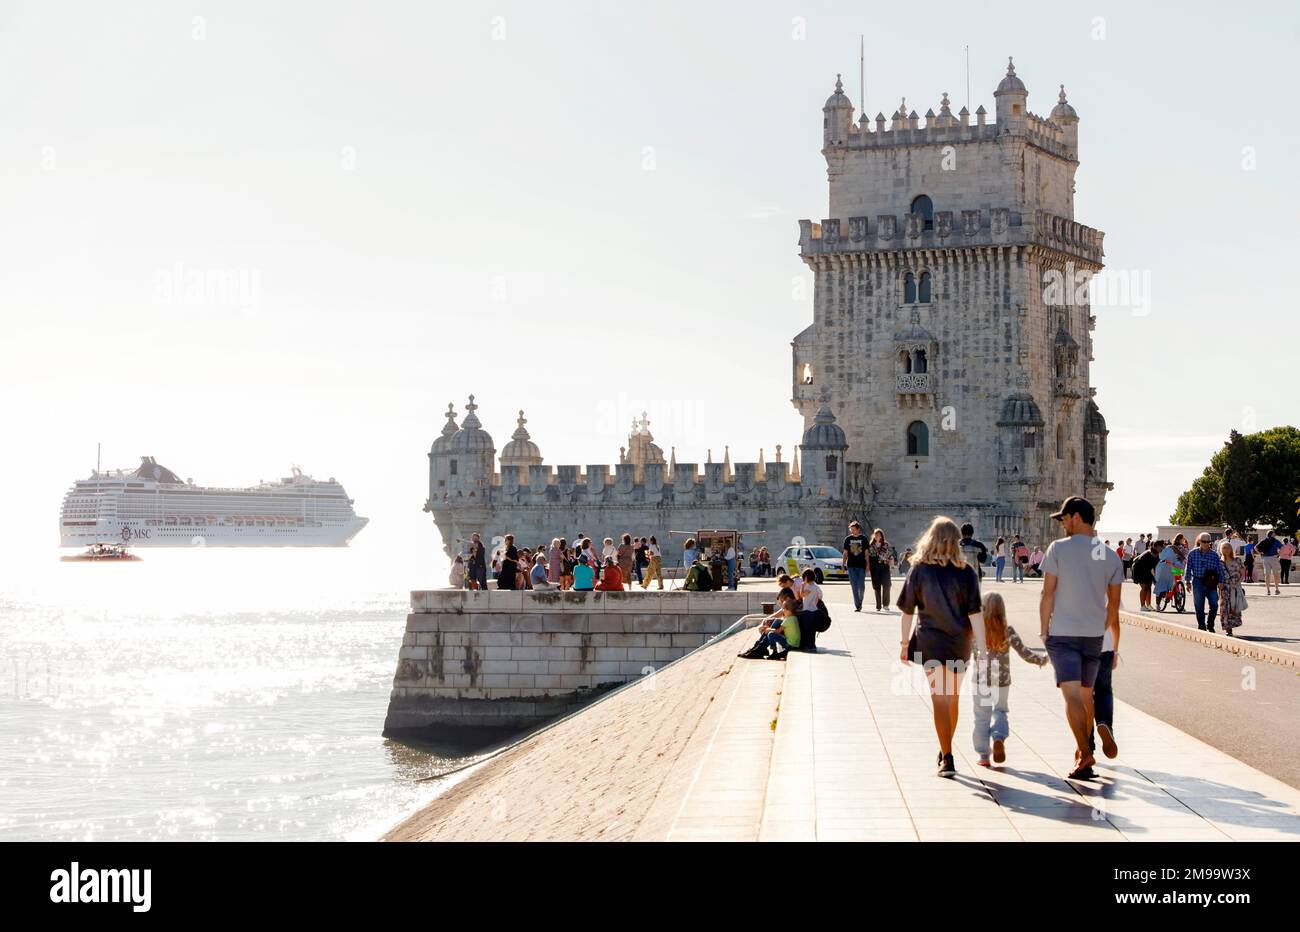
[685,563,714,591]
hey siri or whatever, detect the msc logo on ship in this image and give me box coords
[120,527,151,541]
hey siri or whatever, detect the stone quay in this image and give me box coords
[382,588,776,742]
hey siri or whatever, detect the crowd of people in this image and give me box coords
[450,532,666,592]
[445,506,1292,781]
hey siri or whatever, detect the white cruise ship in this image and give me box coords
[59,457,369,547]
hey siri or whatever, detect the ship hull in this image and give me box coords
[60,518,368,548]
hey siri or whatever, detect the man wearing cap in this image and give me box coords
[1186,532,1225,632]
[1038,496,1123,780]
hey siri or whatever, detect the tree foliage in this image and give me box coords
[1170,426,1300,532]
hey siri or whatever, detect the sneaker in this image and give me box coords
[977,756,991,767]
[938,754,957,777]
[1097,723,1118,759]
[766,651,787,662]
[992,739,1006,764]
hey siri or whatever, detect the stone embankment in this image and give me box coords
[383,588,774,739]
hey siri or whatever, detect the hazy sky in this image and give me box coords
[3,0,1296,570]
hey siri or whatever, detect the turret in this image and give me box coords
[1083,399,1110,499]
[445,395,495,498]
[799,403,848,498]
[996,393,1045,483]
[428,402,459,505]
[822,74,854,148]
[1050,84,1079,158]
[499,409,544,478]
[994,57,1028,135]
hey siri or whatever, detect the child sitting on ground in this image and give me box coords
[758,590,801,661]
[738,588,801,660]
[973,592,1048,766]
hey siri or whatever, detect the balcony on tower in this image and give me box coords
[894,309,938,409]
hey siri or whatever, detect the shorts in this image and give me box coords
[1045,635,1104,687]
[1259,556,1281,574]
[914,626,972,668]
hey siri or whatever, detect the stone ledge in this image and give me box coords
[411,588,778,614]
[1119,610,1300,669]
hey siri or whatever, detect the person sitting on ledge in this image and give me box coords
[572,554,596,592]
[758,589,801,661]
[595,556,625,591]
[529,553,554,590]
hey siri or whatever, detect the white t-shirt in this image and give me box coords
[801,580,823,609]
[649,542,661,558]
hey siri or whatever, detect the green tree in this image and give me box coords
[1220,430,1258,532]
[1170,425,1300,532]
[1248,426,1300,530]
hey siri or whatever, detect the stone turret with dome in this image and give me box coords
[500,410,543,470]
[430,403,458,456]
[994,56,1028,132]
[822,74,855,147]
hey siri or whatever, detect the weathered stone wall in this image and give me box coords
[383,588,776,741]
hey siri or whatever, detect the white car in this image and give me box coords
[777,545,847,580]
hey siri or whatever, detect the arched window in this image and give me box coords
[911,195,934,231]
[914,348,928,373]
[824,454,838,476]
[918,271,932,303]
[1023,429,1036,449]
[904,273,916,304]
[898,350,912,373]
[906,421,929,456]
[801,363,814,384]
[449,459,458,476]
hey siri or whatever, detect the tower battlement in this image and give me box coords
[427,403,873,555]
[798,207,1104,266]
[828,104,1072,160]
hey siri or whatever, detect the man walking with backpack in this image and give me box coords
[960,523,989,578]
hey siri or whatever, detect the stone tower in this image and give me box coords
[792,59,1110,547]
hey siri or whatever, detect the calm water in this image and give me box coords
[0,545,475,841]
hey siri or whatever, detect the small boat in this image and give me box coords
[61,543,142,563]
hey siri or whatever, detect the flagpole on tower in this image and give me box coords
[859,34,865,120]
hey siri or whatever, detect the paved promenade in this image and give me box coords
[388,578,1300,842]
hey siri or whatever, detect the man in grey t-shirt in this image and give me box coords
[1039,496,1123,781]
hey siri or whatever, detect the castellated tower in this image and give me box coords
[425,60,1111,562]
[792,60,1110,547]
